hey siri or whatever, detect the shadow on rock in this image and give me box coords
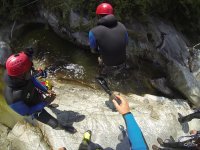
[116,125,131,150]
[178,113,189,133]
[49,107,86,126]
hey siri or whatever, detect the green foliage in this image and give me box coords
[0,0,200,40]
[0,0,25,20]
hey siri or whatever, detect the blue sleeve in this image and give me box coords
[89,31,97,50]
[123,112,147,150]
[125,32,129,45]
[10,100,47,116]
[31,77,48,92]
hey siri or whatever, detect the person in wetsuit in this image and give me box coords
[4,51,76,133]
[152,130,200,150]
[89,2,128,77]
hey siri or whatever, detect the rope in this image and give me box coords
[19,0,41,8]
[10,20,16,39]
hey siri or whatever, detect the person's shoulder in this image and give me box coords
[117,22,127,30]
[90,25,105,32]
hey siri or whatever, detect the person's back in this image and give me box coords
[89,2,128,75]
[90,14,127,66]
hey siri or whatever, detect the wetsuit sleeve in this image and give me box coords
[123,112,147,150]
[9,101,47,116]
[31,77,48,92]
[89,31,97,53]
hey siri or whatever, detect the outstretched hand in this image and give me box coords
[112,93,130,115]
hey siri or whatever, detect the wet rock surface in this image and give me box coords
[0,41,12,66]
[2,82,200,150]
[167,60,200,107]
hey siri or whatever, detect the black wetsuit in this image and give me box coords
[89,14,128,66]
[3,71,59,128]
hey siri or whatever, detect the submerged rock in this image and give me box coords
[3,82,200,150]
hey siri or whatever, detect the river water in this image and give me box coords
[10,24,160,95]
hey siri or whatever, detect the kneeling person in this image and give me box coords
[4,52,76,133]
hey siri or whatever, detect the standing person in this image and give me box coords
[112,93,148,150]
[89,2,128,77]
[4,52,76,133]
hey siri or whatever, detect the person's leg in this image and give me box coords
[35,109,58,128]
[35,109,77,133]
[78,130,92,150]
[78,130,103,150]
[179,112,200,123]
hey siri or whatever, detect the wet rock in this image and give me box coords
[0,41,12,66]
[147,17,190,66]
[189,45,200,81]
[0,123,10,150]
[40,8,90,48]
[7,120,50,150]
[150,78,175,97]
[69,10,89,29]
[126,17,189,67]
[0,25,12,43]
[126,17,200,106]
[3,82,199,150]
[167,60,200,107]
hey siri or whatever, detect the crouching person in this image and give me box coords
[4,52,76,134]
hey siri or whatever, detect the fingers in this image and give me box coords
[112,99,120,109]
[115,94,125,103]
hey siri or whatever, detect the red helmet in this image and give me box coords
[6,52,32,76]
[96,3,113,15]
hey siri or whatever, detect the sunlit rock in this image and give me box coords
[3,82,199,150]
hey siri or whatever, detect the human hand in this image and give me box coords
[112,93,130,115]
[45,90,56,104]
[47,90,56,97]
[190,130,197,135]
